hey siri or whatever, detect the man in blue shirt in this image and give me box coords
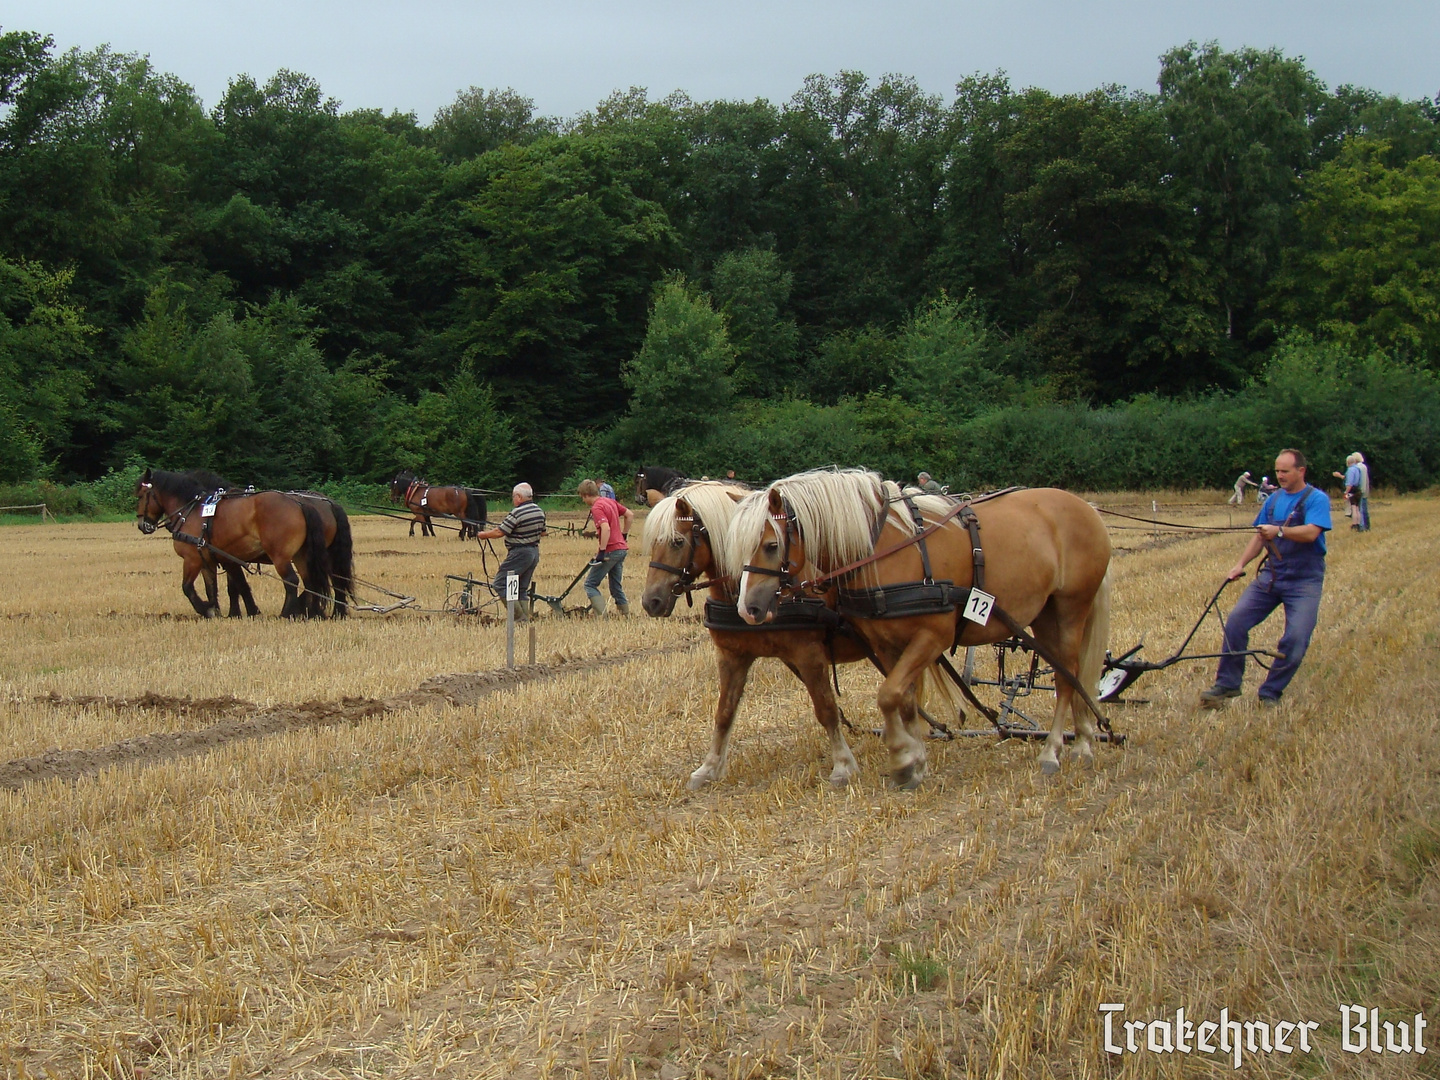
[1200,448,1333,708]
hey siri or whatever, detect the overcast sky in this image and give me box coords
[4,1,1437,120]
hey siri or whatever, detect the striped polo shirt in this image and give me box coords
[497,500,545,548]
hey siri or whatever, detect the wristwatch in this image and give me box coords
[1277,527,1286,540]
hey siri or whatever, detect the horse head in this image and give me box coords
[135,468,164,534]
[642,495,711,618]
[389,471,413,502]
[738,487,803,625]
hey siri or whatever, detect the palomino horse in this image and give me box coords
[136,469,332,618]
[735,469,1111,783]
[641,481,957,788]
[390,471,487,538]
[635,465,688,508]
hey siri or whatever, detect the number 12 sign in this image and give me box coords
[962,588,995,626]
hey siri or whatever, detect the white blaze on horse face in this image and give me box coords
[736,570,754,621]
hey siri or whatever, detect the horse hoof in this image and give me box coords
[687,771,715,791]
[892,762,925,790]
[828,770,853,788]
[1039,757,1060,776]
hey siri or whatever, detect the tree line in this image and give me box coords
[2,27,1438,492]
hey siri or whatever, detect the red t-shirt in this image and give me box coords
[590,497,627,552]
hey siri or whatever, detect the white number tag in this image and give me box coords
[505,575,520,602]
[962,588,995,626]
[201,502,217,518]
[420,495,428,506]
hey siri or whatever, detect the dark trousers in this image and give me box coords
[493,544,540,616]
[1214,571,1324,700]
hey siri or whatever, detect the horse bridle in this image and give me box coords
[138,485,206,538]
[649,510,710,605]
[741,498,804,599]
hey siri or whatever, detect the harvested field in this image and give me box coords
[0,497,1436,1078]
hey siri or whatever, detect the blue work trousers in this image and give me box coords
[1214,571,1324,700]
[493,544,540,617]
[584,549,629,611]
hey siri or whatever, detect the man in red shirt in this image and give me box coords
[578,479,634,616]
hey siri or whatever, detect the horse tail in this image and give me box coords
[1079,566,1112,697]
[465,490,486,538]
[298,500,333,618]
[327,500,354,618]
[916,662,963,727]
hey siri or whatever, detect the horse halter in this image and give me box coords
[741,498,803,597]
[135,483,166,534]
[649,512,709,605]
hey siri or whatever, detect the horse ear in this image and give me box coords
[675,496,692,518]
[767,487,784,514]
[141,467,152,482]
[725,487,745,503]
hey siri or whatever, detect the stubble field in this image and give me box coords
[0,496,1436,1078]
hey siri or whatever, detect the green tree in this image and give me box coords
[1159,43,1326,350]
[1266,142,1440,363]
[430,87,552,161]
[0,257,96,468]
[711,246,799,394]
[607,278,734,467]
[891,294,1023,418]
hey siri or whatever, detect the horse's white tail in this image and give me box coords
[1078,567,1112,697]
[917,661,962,726]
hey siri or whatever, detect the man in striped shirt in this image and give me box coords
[474,483,546,618]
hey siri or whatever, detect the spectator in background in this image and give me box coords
[578,479,633,617]
[598,478,616,501]
[1229,470,1257,506]
[916,471,943,495]
[1257,476,1278,503]
[473,483,546,620]
[1333,453,1370,531]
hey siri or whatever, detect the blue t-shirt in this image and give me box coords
[1344,464,1362,489]
[1254,485,1332,557]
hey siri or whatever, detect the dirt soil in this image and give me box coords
[3,641,698,790]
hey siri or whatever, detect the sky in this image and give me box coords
[4,1,1437,120]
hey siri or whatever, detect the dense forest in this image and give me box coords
[2,26,1439,494]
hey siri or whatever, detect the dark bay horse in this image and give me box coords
[635,465,687,508]
[390,471,487,538]
[641,481,958,788]
[184,470,260,617]
[735,469,1111,784]
[185,472,355,617]
[136,469,332,619]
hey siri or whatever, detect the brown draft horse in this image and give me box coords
[735,469,1111,785]
[641,481,958,788]
[135,469,333,619]
[183,472,355,618]
[389,471,486,539]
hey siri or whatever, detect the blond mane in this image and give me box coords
[728,469,942,580]
[642,481,748,573]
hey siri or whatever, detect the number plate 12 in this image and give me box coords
[962,588,995,625]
